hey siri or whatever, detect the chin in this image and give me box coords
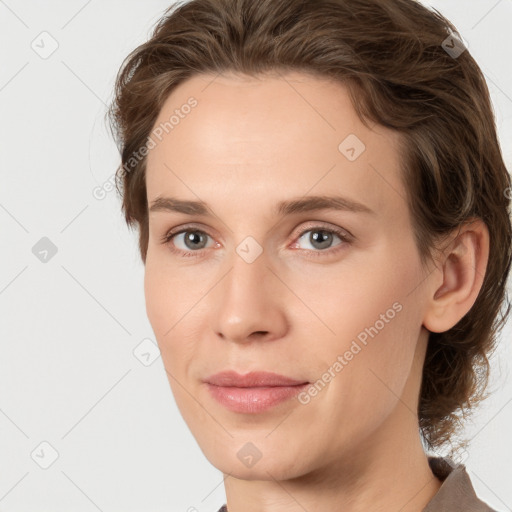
[202,441,312,481]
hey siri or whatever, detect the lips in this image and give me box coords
[202,371,310,413]
[204,370,309,387]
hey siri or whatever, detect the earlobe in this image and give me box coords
[422,219,489,334]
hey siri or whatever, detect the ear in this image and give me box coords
[422,218,489,333]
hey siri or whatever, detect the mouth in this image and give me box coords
[203,370,310,413]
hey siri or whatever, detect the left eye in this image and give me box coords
[295,227,348,251]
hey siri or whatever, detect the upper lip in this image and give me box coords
[204,371,309,387]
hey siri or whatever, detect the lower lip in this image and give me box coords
[205,383,310,413]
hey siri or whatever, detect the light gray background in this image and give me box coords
[1,1,511,511]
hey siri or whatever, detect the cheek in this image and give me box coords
[143,251,191,336]
[288,252,414,352]
[143,254,205,365]
[143,257,189,364]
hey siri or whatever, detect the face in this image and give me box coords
[144,71,432,481]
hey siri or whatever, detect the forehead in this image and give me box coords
[145,71,407,219]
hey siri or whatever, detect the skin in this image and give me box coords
[143,71,489,512]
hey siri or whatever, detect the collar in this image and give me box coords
[423,456,496,511]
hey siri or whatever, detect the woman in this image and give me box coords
[107,0,511,510]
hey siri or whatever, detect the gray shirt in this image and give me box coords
[216,456,497,511]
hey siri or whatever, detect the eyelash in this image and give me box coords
[160,223,352,259]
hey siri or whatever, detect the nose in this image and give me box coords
[211,245,289,345]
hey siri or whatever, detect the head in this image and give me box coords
[107,0,512,474]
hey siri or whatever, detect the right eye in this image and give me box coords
[161,227,216,258]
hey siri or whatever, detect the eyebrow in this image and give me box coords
[149,194,375,217]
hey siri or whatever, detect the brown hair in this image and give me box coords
[107,0,512,456]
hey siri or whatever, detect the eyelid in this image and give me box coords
[295,221,354,241]
[161,222,220,245]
